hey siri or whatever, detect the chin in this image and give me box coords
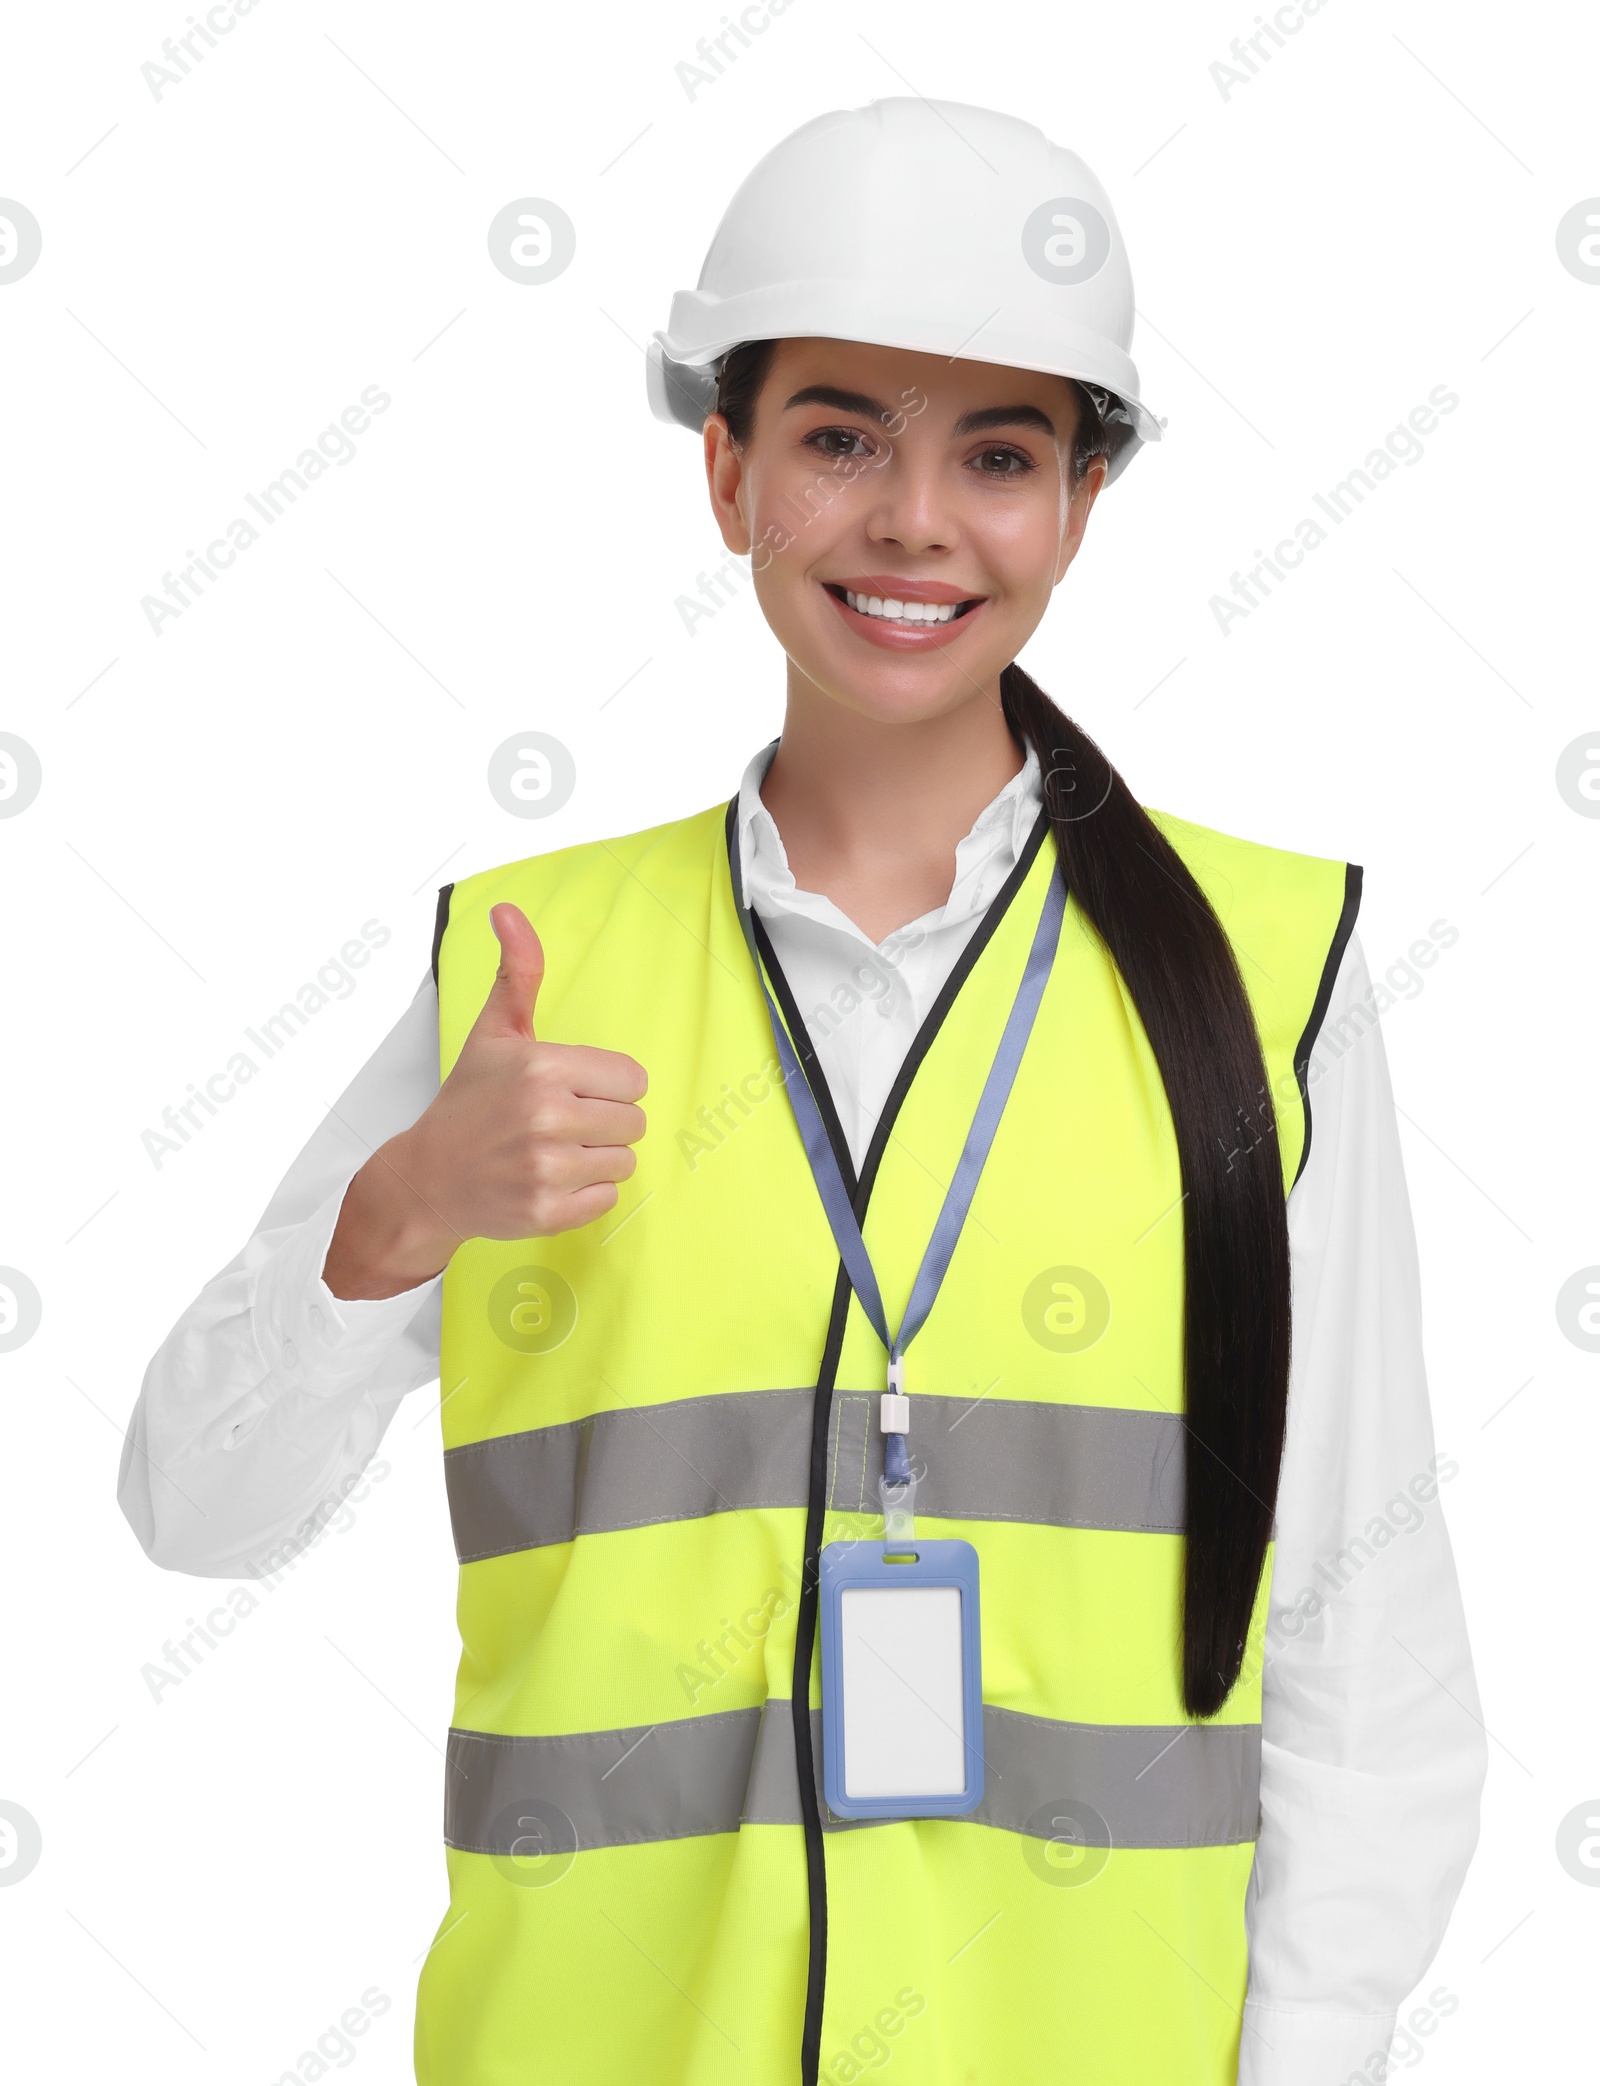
[811,656,999,727]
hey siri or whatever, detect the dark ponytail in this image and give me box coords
[1002,667,1290,1718]
[716,339,1290,1718]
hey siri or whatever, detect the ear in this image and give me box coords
[703,413,752,556]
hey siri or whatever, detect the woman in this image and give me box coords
[121,98,1485,2086]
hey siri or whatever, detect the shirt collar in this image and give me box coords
[735,735,1044,948]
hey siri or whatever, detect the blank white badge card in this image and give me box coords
[839,1583,967,1799]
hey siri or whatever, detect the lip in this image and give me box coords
[828,573,985,605]
[820,575,989,651]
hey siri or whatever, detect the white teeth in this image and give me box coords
[842,589,964,624]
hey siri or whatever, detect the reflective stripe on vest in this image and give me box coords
[443,1699,1261,1853]
[443,1385,1186,1561]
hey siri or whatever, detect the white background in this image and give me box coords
[2,0,1596,2077]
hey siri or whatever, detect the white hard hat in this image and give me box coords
[646,98,1163,485]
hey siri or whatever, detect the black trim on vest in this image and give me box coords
[1290,859,1363,1191]
[430,881,454,992]
[794,1263,852,2084]
[722,796,1057,2086]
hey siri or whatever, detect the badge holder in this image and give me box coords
[819,1470,985,1821]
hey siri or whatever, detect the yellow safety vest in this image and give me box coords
[416,796,1358,2086]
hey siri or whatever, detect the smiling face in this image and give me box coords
[703,337,1107,730]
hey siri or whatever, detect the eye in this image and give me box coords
[970,443,1037,479]
[802,425,878,461]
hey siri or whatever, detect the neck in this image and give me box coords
[759,671,1026,943]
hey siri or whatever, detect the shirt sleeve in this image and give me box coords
[117,970,444,1579]
[1237,929,1487,2083]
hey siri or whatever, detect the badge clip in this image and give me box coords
[878,1469,917,1545]
[879,1362,914,1541]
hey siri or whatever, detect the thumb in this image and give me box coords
[469,903,545,1042]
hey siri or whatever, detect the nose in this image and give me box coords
[860,442,959,558]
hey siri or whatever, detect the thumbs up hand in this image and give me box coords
[467,898,549,1045]
[322,904,648,1300]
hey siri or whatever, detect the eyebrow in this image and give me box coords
[782,384,1058,439]
[952,403,1058,438]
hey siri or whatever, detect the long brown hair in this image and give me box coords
[717,340,1289,1717]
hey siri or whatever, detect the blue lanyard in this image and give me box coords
[729,824,1067,1491]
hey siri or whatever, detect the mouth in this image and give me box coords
[820,579,988,649]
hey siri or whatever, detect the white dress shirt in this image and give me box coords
[118,743,1484,2086]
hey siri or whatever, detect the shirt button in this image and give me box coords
[282,1339,299,1369]
[307,1304,325,1334]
